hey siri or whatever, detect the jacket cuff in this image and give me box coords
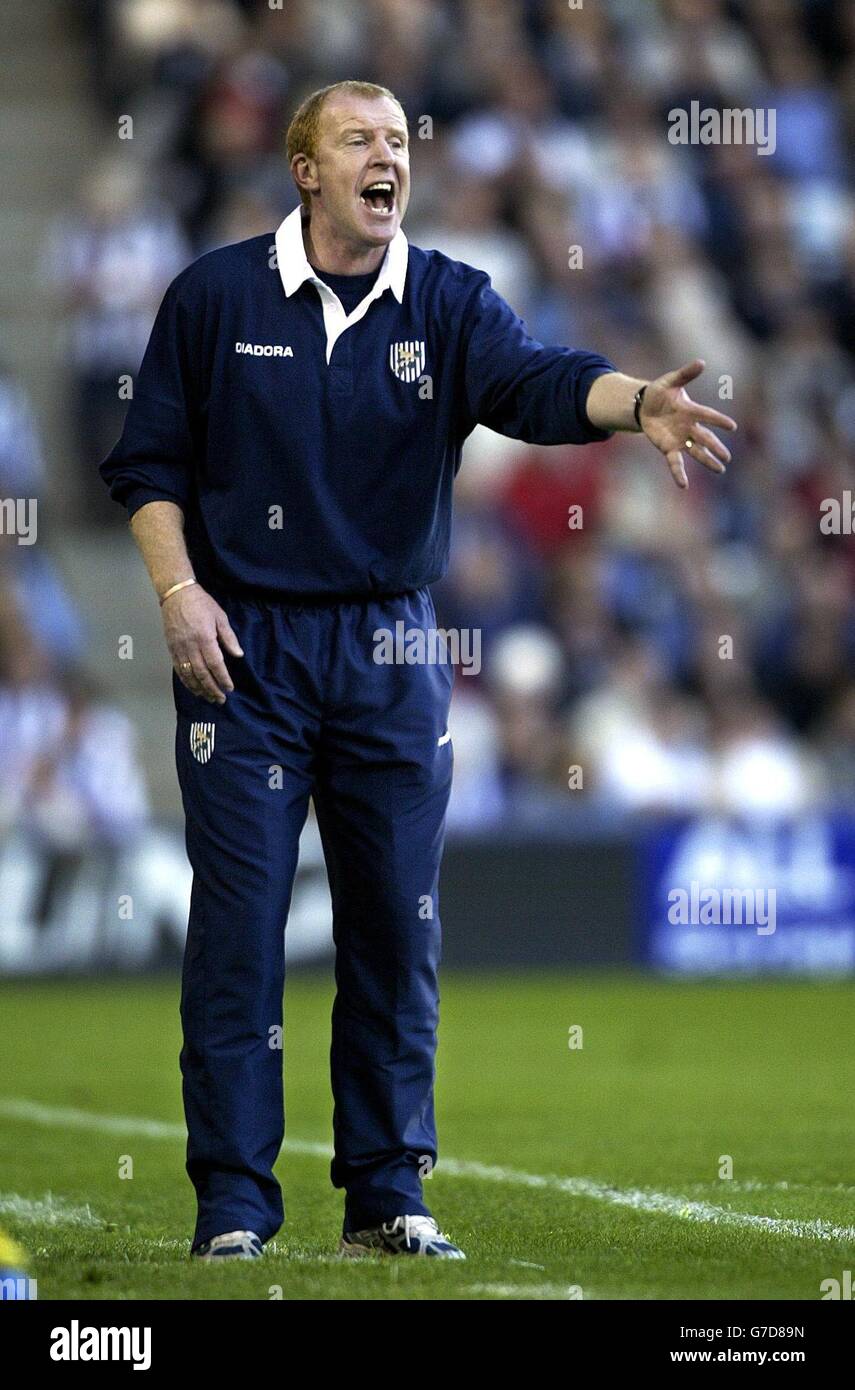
[125,487,187,520]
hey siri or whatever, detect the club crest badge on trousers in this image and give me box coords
[190,722,216,763]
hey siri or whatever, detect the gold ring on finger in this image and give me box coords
[180,661,192,671]
[685,437,694,450]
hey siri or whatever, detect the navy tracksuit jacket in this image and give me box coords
[100,206,615,1244]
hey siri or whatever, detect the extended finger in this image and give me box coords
[686,440,725,473]
[666,449,689,488]
[690,424,730,467]
[662,358,705,389]
[689,403,737,432]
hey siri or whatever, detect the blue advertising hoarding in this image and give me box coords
[640,815,855,975]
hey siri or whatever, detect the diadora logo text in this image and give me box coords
[235,342,294,357]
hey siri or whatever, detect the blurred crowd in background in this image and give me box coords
[2,0,854,844]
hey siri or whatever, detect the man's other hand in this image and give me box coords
[163,585,244,704]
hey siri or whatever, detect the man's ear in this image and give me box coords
[290,153,319,201]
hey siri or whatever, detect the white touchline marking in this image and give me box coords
[688,1178,855,1197]
[0,1099,327,1155]
[0,1192,102,1227]
[436,1156,855,1243]
[0,1098,186,1140]
[3,1097,855,1245]
[465,1283,584,1299]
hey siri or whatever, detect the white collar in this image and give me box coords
[274,205,408,305]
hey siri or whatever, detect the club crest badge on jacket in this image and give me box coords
[389,340,426,383]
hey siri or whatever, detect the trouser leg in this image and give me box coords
[313,589,454,1231]
[173,600,318,1248]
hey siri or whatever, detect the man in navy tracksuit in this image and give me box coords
[100,81,735,1260]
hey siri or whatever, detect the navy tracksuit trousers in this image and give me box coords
[173,586,454,1249]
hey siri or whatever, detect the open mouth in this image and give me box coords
[359,181,395,217]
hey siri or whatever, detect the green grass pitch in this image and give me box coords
[1,972,853,1300]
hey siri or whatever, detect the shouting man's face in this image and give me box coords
[292,93,410,257]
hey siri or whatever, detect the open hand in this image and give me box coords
[640,359,737,488]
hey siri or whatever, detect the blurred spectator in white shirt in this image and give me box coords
[0,588,149,851]
[709,696,824,816]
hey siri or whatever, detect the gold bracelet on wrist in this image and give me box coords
[159,578,197,606]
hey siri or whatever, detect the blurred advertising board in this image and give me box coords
[5,815,854,977]
[639,815,855,975]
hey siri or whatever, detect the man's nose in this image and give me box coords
[369,139,396,164]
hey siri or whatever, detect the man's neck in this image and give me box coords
[302,215,388,277]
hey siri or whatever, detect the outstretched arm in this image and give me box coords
[458,278,736,468]
[586,359,737,488]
